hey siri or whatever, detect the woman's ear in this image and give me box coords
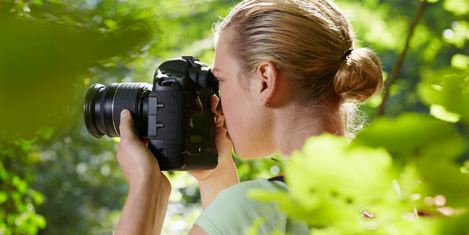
[255,61,278,106]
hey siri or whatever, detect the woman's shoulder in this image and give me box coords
[220,178,287,197]
[195,178,308,234]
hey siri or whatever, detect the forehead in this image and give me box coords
[213,33,236,76]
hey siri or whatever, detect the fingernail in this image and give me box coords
[121,110,128,119]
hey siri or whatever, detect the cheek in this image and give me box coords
[220,90,245,133]
[221,94,263,158]
[221,92,243,130]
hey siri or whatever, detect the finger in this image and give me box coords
[190,97,203,116]
[117,110,154,162]
[140,137,149,147]
[210,95,222,117]
[119,109,139,142]
[209,95,225,129]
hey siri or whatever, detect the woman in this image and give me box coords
[114,0,383,234]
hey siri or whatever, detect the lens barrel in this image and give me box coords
[84,83,151,138]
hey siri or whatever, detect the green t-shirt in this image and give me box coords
[194,179,309,235]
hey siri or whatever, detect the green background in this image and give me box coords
[0,0,468,234]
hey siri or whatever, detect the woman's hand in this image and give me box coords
[189,95,237,181]
[116,109,170,192]
[188,95,239,209]
[115,109,171,235]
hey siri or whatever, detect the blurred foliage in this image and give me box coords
[0,0,468,234]
[0,0,155,140]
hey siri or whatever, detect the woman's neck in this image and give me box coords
[273,103,344,156]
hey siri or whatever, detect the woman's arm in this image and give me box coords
[114,110,171,235]
[196,155,239,209]
[115,179,170,234]
[189,95,239,209]
[188,224,209,235]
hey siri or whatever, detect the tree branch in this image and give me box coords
[376,0,428,118]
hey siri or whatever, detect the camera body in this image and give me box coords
[84,56,218,171]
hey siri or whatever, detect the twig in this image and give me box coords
[376,0,428,118]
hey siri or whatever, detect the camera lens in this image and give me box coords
[84,83,151,138]
[84,83,105,137]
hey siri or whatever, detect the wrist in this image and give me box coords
[117,173,171,235]
[198,166,239,209]
[129,173,171,198]
[199,162,238,185]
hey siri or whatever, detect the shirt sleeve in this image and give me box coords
[194,179,308,235]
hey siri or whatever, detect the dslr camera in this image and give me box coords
[84,56,219,171]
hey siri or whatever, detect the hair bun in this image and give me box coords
[333,48,383,102]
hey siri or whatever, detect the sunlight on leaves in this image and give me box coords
[249,134,436,234]
[418,69,469,124]
[444,0,469,15]
[442,21,469,48]
[430,104,461,123]
[461,161,469,175]
[451,54,469,71]
[353,113,465,159]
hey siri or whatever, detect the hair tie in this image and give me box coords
[343,48,354,59]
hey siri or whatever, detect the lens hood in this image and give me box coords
[84,83,105,138]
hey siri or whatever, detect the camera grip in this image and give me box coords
[147,89,187,170]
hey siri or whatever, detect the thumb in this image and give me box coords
[119,109,138,142]
[210,95,222,116]
[210,95,225,130]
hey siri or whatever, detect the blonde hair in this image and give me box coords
[215,0,383,135]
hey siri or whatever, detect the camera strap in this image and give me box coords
[268,175,285,183]
[267,156,286,183]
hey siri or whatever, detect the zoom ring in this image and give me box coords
[112,83,145,135]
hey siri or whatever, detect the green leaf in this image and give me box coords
[442,21,469,48]
[451,54,469,71]
[246,217,266,235]
[436,213,469,235]
[37,128,55,140]
[444,0,469,15]
[0,191,8,204]
[418,69,469,124]
[277,134,420,232]
[0,168,8,181]
[34,215,47,228]
[430,104,461,123]
[460,161,469,175]
[30,191,44,205]
[11,176,28,195]
[414,156,469,207]
[353,113,465,160]
[248,189,289,204]
[104,19,118,30]
[422,38,442,63]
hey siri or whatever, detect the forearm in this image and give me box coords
[199,162,239,210]
[196,95,240,210]
[115,180,171,235]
